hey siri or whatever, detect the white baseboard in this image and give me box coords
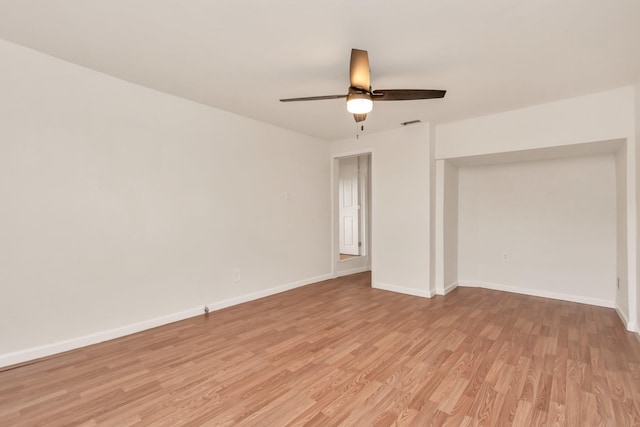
[615,306,632,330]
[372,282,433,298]
[336,266,372,278]
[616,309,640,336]
[0,306,202,369]
[457,280,615,308]
[206,274,333,312]
[0,273,333,369]
[624,318,640,341]
[627,321,640,334]
[435,281,458,296]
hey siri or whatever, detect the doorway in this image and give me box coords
[334,153,371,276]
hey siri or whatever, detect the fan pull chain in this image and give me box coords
[356,124,364,140]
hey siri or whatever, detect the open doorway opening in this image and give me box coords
[335,153,371,276]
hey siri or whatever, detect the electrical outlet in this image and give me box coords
[502,252,509,262]
[204,305,209,314]
[232,269,241,282]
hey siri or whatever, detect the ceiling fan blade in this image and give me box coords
[371,89,446,101]
[280,94,347,102]
[353,113,367,123]
[350,49,370,91]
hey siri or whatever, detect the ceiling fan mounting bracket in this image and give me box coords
[348,86,371,96]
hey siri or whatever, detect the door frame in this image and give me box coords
[331,149,374,279]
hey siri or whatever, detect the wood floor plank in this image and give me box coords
[2,272,640,425]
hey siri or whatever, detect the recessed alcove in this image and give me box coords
[434,138,632,326]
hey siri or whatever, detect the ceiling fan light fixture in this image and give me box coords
[346,93,373,114]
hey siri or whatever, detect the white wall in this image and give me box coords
[434,160,458,294]
[436,86,635,159]
[616,147,629,319]
[331,124,431,297]
[429,126,437,290]
[458,155,617,306]
[443,161,459,291]
[636,76,640,330]
[0,39,331,366]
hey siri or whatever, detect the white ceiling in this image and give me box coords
[1,0,639,140]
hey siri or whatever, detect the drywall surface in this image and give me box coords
[636,76,640,330]
[429,126,437,289]
[458,155,617,306]
[434,159,459,295]
[0,39,331,364]
[436,86,635,159]
[616,147,629,320]
[331,124,431,297]
[443,161,459,290]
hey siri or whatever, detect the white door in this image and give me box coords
[339,156,360,255]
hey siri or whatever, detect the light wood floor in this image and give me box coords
[2,272,640,426]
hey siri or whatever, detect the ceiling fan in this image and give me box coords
[280,49,446,123]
